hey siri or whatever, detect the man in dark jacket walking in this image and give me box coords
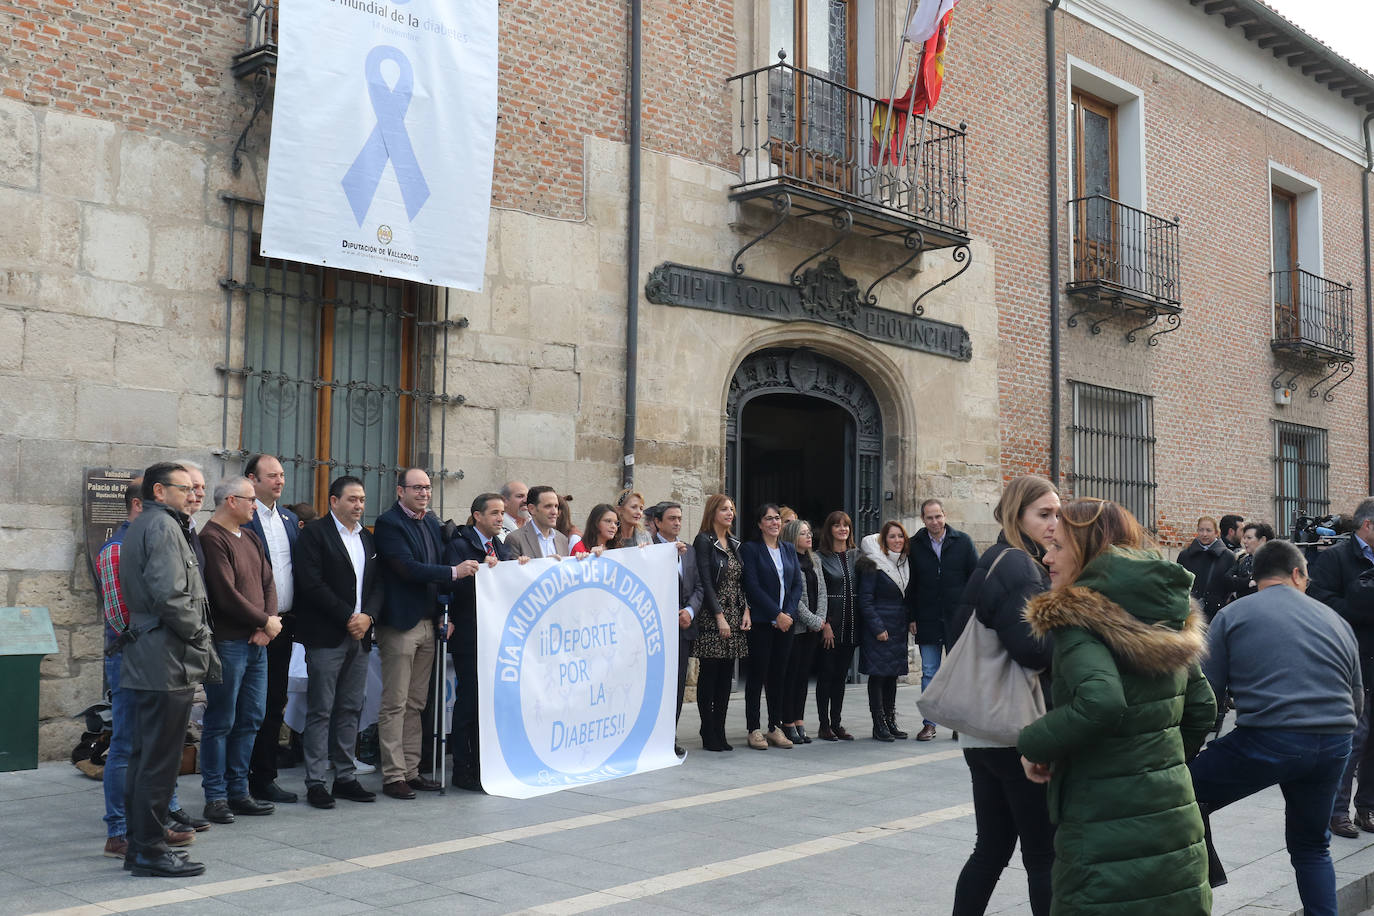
[1309,497,1374,839]
[906,499,979,740]
[118,462,219,877]
[1177,515,1239,620]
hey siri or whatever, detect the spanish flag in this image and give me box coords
[871,9,953,166]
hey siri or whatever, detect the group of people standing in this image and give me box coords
[948,476,1361,916]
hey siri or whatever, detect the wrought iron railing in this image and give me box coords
[1067,195,1180,307]
[728,57,968,237]
[232,0,277,77]
[1272,268,1354,358]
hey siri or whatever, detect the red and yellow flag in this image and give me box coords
[871,9,953,166]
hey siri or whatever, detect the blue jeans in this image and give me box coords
[201,638,268,802]
[104,648,180,837]
[1189,727,1351,916]
[919,643,943,726]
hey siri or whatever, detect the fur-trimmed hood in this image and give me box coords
[857,532,910,591]
[1024,548,1207,675]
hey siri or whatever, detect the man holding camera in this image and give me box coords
[1309,497,1374,838]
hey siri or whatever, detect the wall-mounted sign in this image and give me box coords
[645,259,972,361]
[83,468,140,578]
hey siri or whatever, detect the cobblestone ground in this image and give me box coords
[3,685,1373,916]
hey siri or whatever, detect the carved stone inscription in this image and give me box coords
[644,260,972,361]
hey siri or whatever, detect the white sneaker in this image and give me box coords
[352,757,376,775]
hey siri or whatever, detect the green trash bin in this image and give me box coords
[0,607,59,773]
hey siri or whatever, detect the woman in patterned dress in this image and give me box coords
[692,494,751,751]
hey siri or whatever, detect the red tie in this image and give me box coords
[485,540,496,558]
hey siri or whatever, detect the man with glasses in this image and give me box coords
[242,454,300,805]
[117,462,218,877]
[198,477,282,824]
[373,468,470,799]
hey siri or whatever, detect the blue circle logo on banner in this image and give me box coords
[492,556,665,787]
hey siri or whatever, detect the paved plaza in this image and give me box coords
[5,684,1374,916]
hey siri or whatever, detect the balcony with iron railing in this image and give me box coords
[232,0,277,78]
[1065,194,1182,344]
[1271,268,1354,361]
[727,55,969,250]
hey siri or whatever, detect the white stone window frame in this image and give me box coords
[1267,162,1323,277]
[1066,56,1148,211]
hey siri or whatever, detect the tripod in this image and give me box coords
[430,595,450,796]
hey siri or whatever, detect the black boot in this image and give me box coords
[871,708,894,742]
[885,709,908,739]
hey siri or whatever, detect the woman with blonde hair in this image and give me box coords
[691,494,750,751]
[614,487,652,547]
[856,520,912,741]
[951,475,1060,916]
[1018,499,1214,914]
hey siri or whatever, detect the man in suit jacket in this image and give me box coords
[293,476,383,809]
[443,492,522,790]
[372,467,473,799]
[241,454,301,804]
[504,486,570,559]
[654,502,703,758]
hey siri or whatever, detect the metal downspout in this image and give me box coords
[623,0,642,489]
[1364,113,1373,491]
[1046,0,1063,485]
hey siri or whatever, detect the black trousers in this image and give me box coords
[866,674,897,713]
[249,614,294,789]
[783,629,820,722]
[676,635,694,723]
[815,643,855,729]
[953,747,1054,916]
[450,618,480,775]
[745,624,794,732]
[695,658,734,739]
[125,686,194,859]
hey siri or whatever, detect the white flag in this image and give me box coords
[904,0,958,44]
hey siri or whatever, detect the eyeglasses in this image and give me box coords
[227,493,256,502]
[405,484,433,492]
[162,483,193,494]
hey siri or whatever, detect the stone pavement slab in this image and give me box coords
[1,684,1369,916]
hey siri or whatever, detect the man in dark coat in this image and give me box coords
[1177,515,1238,620]
[1309,497,1374,838]
[442,492,519,791]
[118,462,218,878]
[654,501,704,757]
[293,475,383,809]
[373,468,469,799]
[906,498,979,740]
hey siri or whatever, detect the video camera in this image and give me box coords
[1291,512,1354,547]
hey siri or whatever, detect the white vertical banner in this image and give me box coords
[261,0,497,291]
[477,545,682,799]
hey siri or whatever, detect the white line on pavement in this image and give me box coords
[30,749,964,916]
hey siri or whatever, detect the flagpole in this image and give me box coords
[874,0,919,183]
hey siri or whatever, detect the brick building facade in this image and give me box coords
[1,0,1370,757]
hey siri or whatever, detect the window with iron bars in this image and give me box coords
[1273,421,1329,533]
[1069,381,1156,528]
[215,195,463,524]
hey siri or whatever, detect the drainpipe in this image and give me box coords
[1364,113,1373,492]
[1046,0,1063,485]
[623,0,642,489]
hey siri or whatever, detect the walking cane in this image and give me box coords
[431,594,450,796]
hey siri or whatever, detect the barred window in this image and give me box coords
[1069,381,1156,527]
[216,196,462,524]
[1273,421,1329,531]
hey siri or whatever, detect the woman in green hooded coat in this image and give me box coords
[1018,499,1216,915]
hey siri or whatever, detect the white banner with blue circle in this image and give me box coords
[477,544,683,798]
[261,0,497,291]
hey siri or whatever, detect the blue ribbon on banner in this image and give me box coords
[341,45,431,225]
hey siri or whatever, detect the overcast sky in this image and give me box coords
[1264,0,1374,75]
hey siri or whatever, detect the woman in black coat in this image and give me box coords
[856,521,912,741]
[815,511,859,741]
[950,476,1060,916]
[739,503,803,750]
